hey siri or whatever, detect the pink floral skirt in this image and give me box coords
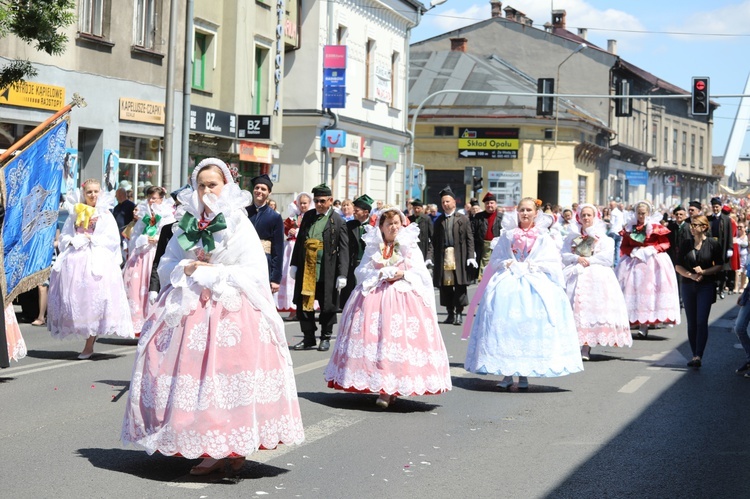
[5,305,26,362]
[123,245,156,334]
[617,252,681,326]
[122,287,304,459]
[325,281,452,397]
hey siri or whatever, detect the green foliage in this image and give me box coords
[0,0,75,86]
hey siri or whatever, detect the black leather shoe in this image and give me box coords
[443,314,455,324]
[291,340,316,351]
[318,339,331,352]
[453,314,463,326]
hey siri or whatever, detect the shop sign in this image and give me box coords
[371,140,399,163]
[625,170,648,186]
[374,64,391,104]
[119,98,165,124]
[190,105,236,138]
[237,115,271,139]
[239,140,272,164]
[0,81,64,111]
[321,129,346,149]
[458,128,519,159]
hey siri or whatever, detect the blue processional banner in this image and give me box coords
[1,120,68,303]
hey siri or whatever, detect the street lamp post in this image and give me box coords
[554,43,586,146]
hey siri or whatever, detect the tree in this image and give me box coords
[0,0,75,89]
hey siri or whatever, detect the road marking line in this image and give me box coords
[4,346,136,377]
[293,358,330,375]
[618,376,650,394]
[164,412,366,488]
[251,411,365,464]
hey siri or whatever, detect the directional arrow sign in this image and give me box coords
[459,150,476,157]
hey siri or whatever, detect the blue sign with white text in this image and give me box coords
[625,170,649,186]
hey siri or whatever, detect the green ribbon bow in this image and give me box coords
[630,226,646,244]
[177,212,227,253]
[141,213,162,237]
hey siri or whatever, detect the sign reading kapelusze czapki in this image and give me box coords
[458,127,520,159]
[237,115,271,139]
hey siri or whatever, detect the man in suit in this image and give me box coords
[708,196,733,299]
[432,186,477,325]
[247,174,285,293]
[473,192,503,280]
[290,184,349,351]
[340,193,373,307]
[407,198,433,265]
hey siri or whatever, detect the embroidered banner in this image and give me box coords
[1,120,67,303]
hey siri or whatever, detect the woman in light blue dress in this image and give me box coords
[463,197,583,390]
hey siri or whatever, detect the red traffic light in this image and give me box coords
[695,80,706,91]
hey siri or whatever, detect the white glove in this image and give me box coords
[640,246,657,260]
[467,258,479,268]
[190,266,219,288]
[336,276,347,290]
[380,267,398,280]
[424,259,433,268]
[509,261,528,277]
[728,250,734,258]
[148,291,158,304]
[289,265,297,277]
[71,234,89,249]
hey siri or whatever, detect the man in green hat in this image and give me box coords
[290,184,349,351]
[408,198,433,265]
[340,193,374,306]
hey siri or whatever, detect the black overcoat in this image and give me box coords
[432,213,475,287]
[291,208,349,314]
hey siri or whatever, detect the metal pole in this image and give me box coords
[181,0,195,185]
[554,44,585,147]
[162,0,179,191]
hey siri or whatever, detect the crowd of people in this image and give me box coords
[7,159,750,475]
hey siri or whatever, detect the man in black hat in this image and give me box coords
[667,205,692,264]
[473,192,503,279]
[407,198,433,264]
[247,174,285,293]
[432,186,477,325]
[340,193,374,306]
[708,196,733,299]
[290,184,349,351]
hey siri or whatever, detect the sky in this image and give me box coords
[411,0,750,161]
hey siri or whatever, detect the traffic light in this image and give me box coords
[537,78,554,116]
[614,78,632,117]
[691,77,709,116]
[472,176,483,193]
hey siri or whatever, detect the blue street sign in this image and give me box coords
[321,129,347,149]
[324,68,346,87]
[625,170,648,186]
[323,86,346,108]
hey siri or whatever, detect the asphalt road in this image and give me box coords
[1,286,749,499]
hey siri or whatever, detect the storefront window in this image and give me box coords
[236,161,266,191]
[119,135,161,202]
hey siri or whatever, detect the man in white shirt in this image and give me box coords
[609,200,624,266]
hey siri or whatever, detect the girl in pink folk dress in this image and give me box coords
[276,192,311,320]
[5,305,27,362]
[561,204,631,361]
[122,185,175,336]
[324,207,452,409]
[617,200,681,337]
[48,179,134,358]
[122,158,304,476]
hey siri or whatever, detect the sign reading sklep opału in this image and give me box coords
[458,128,519,159]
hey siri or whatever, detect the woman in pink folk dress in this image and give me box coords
[122,185,175,335]
[122,158,304,476]
[616,201,680,337]
[5,305,27,362]
[562,204,631,361]
[324,207,452,409]
[276,192,311,320]
[48,179,134,358]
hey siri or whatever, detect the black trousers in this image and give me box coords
[439,285,468,312]
[299,280,338,342]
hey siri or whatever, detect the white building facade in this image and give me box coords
[279,0,422,208]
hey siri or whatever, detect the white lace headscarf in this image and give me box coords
[177,157,252,220]
[574,203,607,238]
